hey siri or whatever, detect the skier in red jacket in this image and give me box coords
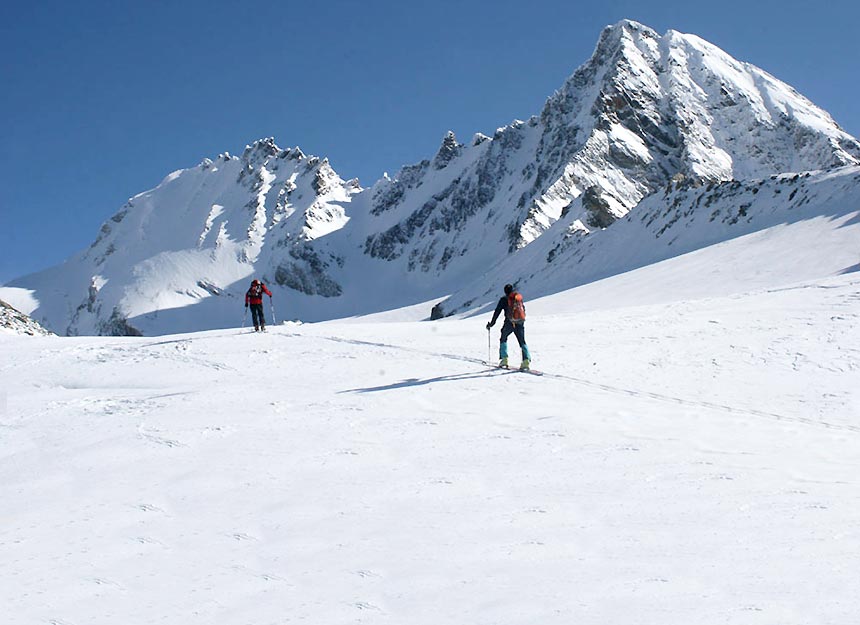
[245,279,273,331]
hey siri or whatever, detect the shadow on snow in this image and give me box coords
[340,368,508,393]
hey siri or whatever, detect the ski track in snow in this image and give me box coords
[312,332,860,435]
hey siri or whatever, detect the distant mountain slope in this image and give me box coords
[8,20,860,335]
[435,166,860,316]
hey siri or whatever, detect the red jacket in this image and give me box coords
[245,282,272,305]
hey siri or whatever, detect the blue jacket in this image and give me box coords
[489,296,510,326]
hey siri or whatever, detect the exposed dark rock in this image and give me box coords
[273,246,342,297]
[98,308,143,337]
[430,302,447,320]
[433,131,462,169]
[582,186,617,229]
[197,281,223,296]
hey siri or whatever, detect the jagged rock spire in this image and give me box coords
[432,131,462,169]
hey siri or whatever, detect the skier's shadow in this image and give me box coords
[341,369,507,394]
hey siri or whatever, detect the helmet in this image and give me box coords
[252,279,259,285]
[504,284,513,295]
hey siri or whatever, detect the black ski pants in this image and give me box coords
[500,319,526,347]
[249,303,265,328]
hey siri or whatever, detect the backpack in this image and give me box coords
[508,291,526,321]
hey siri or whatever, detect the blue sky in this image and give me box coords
[2,0,858,284]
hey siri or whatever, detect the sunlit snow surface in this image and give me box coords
[2,262,858,624]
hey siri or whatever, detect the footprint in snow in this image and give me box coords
[711,474,735,481]
[133,536,160,545]
[201,425,232,437]
[137,425,184,448]
[89,577,125,590]
[135,503,166,514]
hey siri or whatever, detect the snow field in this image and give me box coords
[1,274,859,624]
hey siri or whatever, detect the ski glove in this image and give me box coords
[245,303,249,308]
[486,322,493,330]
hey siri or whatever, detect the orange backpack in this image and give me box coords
[508,291,526,321]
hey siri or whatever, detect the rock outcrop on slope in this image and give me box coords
[0,299,53,336]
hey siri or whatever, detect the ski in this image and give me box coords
[510,367,543,376]
[522,369,543,376]
[483,362,544,376]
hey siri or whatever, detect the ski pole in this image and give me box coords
[270,297,277,325]
[242,306,247,328]
[487,327,492,364]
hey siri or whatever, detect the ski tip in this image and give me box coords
[518,368,543,375]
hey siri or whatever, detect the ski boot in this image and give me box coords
[520,358,530,371]
[498,357,509,369]
[254,325,260,332]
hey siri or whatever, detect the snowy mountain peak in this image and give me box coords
[7,21,860,335]
[534,19,860,229]
[597,18,659,53]
[7,137,364,335]
[242,137,281,168]
[608,18,655,34]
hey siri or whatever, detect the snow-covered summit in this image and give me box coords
[7,140,361,336]
[535,19,859,230]
[7,20,860,335]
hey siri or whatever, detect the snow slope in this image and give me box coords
[2,260,859,624]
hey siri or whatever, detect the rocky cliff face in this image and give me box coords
[9,20,860,335]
